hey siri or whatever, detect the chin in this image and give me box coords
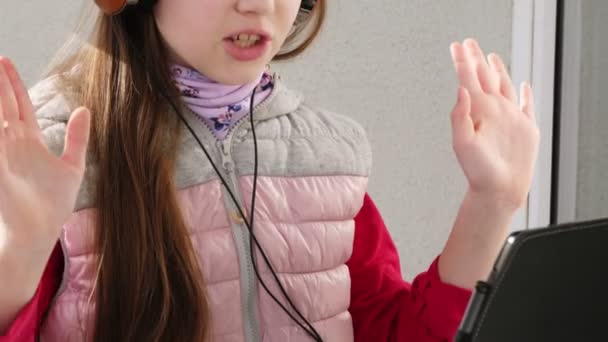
[222,70,265,85]
[199,62,268,85]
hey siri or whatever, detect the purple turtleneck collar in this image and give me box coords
[170,63,274,140]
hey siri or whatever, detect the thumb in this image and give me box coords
[451,87,474,147]
[61,107,91,170]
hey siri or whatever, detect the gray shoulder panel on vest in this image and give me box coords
[232,103,372,178]
[30,74,373,211]
[30,74,97,212]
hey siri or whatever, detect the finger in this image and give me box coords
[0,95,5,140]
[450,42,482,93]
[61,107,91,171]
[488,53,517,103]
[451,87,475,147]
[520,82,536,122]
[463,39,499,94]
[0,58,38,129]
[0,58,19,122]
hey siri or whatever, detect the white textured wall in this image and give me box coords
[0,1,84,86]
[578,0,608,221]
[0,0,513,279]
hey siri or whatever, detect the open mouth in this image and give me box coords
[229,34,265,48]
[222,30,272,61]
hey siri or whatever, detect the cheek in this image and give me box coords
[155,1,223,59]
[275,2,301,45]
[167,6,219,38]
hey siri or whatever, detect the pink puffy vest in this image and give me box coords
[29,74,372,342]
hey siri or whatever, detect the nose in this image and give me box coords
[235,0,274,15]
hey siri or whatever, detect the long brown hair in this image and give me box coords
[45,1,326,341]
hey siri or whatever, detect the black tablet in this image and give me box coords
[454,217,608,342]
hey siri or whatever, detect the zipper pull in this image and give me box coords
[218,140,234,172]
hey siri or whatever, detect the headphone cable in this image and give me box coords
[162,89,323,342]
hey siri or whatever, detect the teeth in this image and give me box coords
[232,34,262,48]
[234,39,257,48]
[233,34,261,42]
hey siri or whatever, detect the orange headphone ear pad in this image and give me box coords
[95,0,129,15]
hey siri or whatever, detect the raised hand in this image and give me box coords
[0,56,91,289]
[438,39,541,288]
[449,39,540,211]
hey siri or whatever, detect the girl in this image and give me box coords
[0,0,539,341]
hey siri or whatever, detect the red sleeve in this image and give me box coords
[0,241,64,342]
[347,194,472,342]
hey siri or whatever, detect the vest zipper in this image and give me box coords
[182,92,276,341]
[218,125,261,342]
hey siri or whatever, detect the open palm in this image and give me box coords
[0,57,91,255]
[449,39,540,210]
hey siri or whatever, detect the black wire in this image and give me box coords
[161,90,323,342]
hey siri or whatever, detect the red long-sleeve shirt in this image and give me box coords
[0,194,471,341]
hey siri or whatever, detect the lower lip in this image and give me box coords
[223,38,271,62]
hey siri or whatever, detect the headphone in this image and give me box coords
[94,0,143,16]
[92,1,324,341]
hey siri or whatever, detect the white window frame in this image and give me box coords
[510,0,558,231]
[555,0,582,224]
